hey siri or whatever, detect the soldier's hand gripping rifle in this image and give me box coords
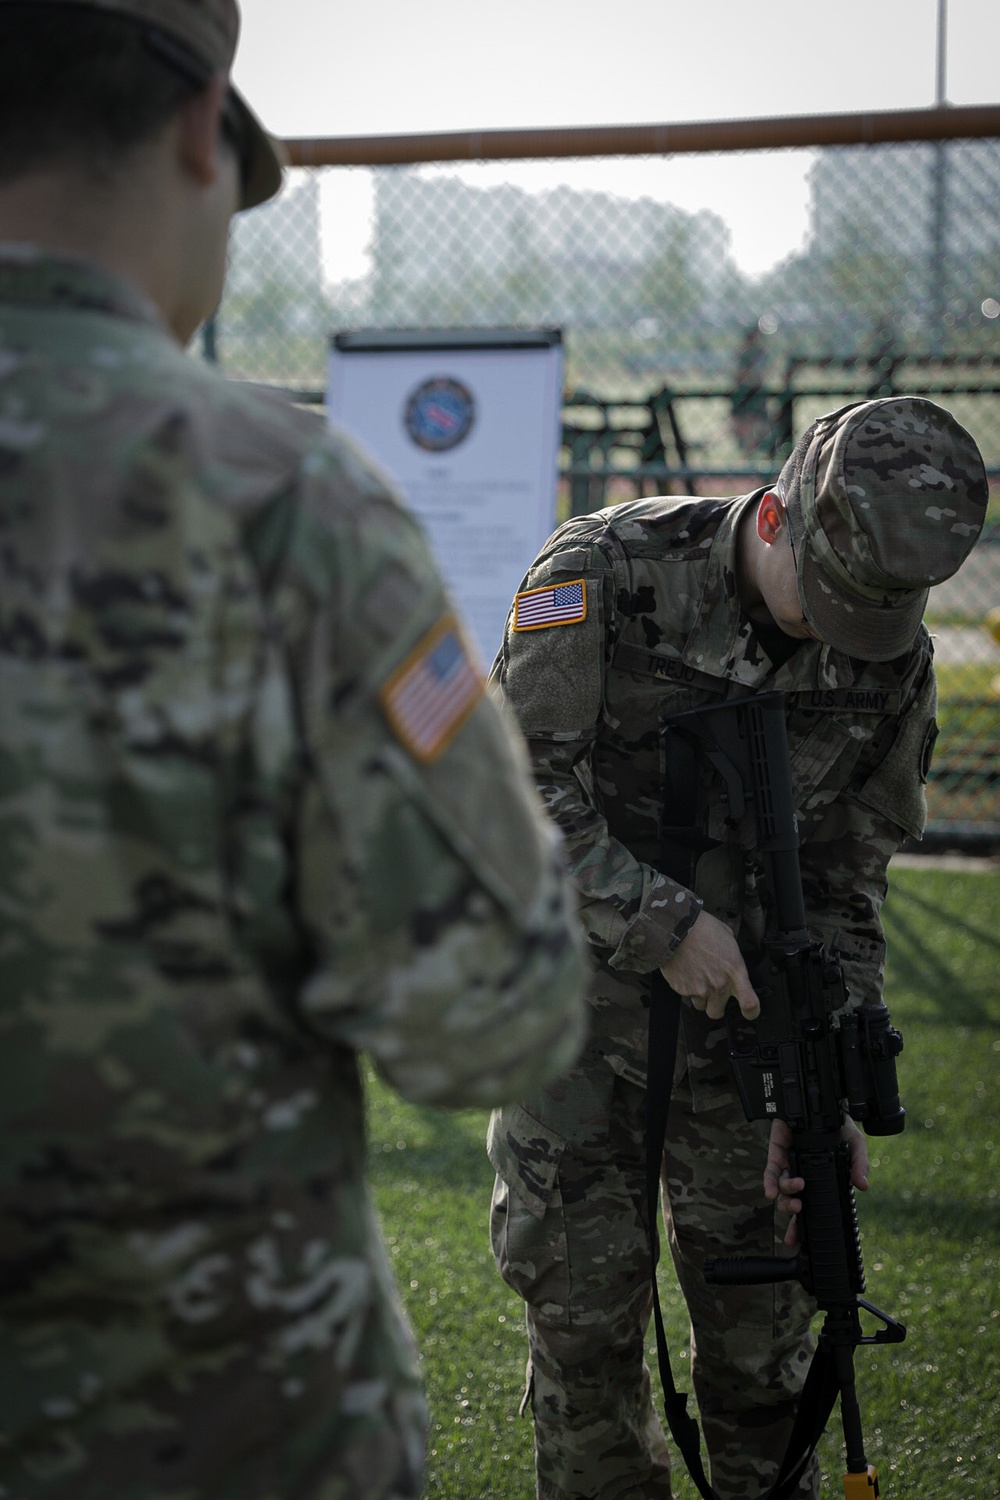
[663,691,906,1500]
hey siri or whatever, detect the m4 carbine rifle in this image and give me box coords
[660,691,906,1500]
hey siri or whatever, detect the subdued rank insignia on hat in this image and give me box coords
[380,615,483,761]
[512,579,587,631]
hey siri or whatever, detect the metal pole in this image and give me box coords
[282,103,1000,170]
[201,315,218,364]
[929,0,949,355]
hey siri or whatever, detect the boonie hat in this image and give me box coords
[782,397,988,662]
[9,0,284,208]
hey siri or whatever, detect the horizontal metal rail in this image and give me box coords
[282,104,1000,168]
[241,383,1000,483]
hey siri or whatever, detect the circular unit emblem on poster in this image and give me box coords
[404,376,476,452]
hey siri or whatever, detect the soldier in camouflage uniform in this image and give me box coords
[0,4,589,1497]
[487,397,989,1500]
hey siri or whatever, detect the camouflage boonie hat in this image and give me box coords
[8,0,284,209]
[782,397,989,662]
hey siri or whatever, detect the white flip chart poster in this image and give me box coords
[327,329,563,665]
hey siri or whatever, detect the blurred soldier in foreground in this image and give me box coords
[0,3,588,1496]
[487,396,987,1499]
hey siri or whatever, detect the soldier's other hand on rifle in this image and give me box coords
[764,1118,870,1246]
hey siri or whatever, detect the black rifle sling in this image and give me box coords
[767,1343,842,1499]
[646,720,720,1499]
[645,969,718,1500]
[646,724,841,1500]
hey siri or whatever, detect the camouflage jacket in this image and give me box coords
[0,251,587,1498]
[491,495,937,1078]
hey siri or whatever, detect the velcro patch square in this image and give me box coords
[380,615,483,761]
[513,579,587,631]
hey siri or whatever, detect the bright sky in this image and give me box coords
[232,0,1000,282]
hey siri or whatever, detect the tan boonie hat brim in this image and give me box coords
[223,88,285,211]
[12,0,284,209]
[785,397,989,663]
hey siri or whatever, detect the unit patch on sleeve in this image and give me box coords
[380,615,483,761]
[512,579,587,631]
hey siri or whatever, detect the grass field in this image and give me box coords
[365,862,1000,1499]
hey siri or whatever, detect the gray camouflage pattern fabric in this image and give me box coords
[488,488,940,1499]
[0,249,588,1500]
[784,396,988,662]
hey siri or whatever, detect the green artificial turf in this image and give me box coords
[365,863,1000,1499]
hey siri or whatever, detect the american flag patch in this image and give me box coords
[380,616,483,761]
[513,579,587,632]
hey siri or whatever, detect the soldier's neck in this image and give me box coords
[0,159,160,284]
[0,146,218,346]
[734,504,770,626]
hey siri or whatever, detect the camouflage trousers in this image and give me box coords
[488,1011,818,1500]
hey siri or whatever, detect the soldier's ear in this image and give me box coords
[756,491,786,546]
[176,71,230,189]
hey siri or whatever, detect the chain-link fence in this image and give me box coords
[209,130,1000,844]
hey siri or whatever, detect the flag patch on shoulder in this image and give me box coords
[513,579,587,631]
[380,616,483,761]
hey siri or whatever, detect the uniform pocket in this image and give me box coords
[487,1101,565,1218]
[488,1103,571,1321]
[488,1076,652,1328]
